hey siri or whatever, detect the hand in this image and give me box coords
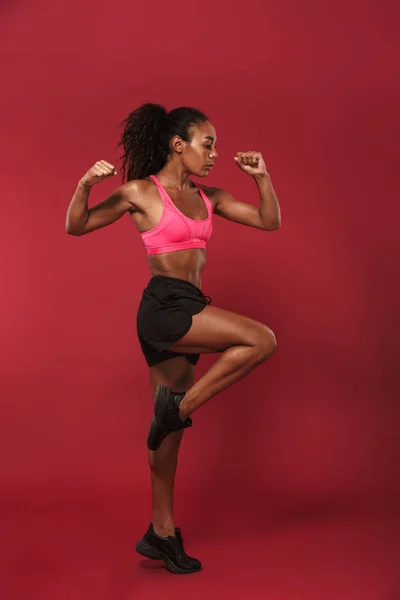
[234,152,268,178]
[80,160,118,187]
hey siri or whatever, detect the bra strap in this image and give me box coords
[151,175,212,217]
[149,174,165,196]
[192,181,213,216]
[149,175,175,209]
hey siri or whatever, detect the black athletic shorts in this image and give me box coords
[136,275,212,367]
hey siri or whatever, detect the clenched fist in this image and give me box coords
[80,160,118,187]
[234,152,268,178]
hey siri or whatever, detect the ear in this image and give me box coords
[171,135,185,155]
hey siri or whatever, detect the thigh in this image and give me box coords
[149,356,196,397]
[167,305,274,355]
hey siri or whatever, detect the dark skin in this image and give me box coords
[67,122,280,285]
[128,176,208,287]
[66,120,281,537]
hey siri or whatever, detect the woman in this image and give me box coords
[66,103,281,574]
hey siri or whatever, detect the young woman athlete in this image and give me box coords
[66,103,281,574]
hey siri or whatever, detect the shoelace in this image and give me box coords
[199,291,212,305]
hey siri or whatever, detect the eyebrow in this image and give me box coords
[204,136,216,142]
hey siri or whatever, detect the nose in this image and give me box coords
[209,148,218,159]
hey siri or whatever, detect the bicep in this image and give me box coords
[214,189,265,230]
[83,187,136,235]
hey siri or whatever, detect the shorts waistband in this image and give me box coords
[149,275,212,305]
[150,275,200,289]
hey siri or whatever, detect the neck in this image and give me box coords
[156,158,193,191]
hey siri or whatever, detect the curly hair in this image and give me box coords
[118,103,209,181]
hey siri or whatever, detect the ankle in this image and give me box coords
[152,521,175,538]
[178,394,193,420]
[153,525,176,538]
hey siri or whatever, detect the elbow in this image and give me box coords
[265,219,281,231]
[66,216,87,236]
[66,224,85,236]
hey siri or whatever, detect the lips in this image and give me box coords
[205,164,214,168]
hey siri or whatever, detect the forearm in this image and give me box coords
[254,174,281,229]
[65,181,92,235]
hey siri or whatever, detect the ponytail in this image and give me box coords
[118,103,209,182]
[118,103,168,182]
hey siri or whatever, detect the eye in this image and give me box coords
[205,144,212,149]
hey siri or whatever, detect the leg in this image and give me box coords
[148,356,195,537]
[167,305,277,419]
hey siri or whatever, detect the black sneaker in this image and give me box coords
[136,523,202,574]
[147,384,192,451]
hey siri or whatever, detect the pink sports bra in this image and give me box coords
[141,175,213,255]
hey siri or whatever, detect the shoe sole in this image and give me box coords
[136,539,162,560]
[154,384,171,421]
[136,540,202,574]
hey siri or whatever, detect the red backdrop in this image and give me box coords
[1,0,399,598]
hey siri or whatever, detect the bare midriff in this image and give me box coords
[148,249,206,289]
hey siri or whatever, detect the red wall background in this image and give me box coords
[1,0,399,597]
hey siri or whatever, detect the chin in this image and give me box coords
[196,168,211,178]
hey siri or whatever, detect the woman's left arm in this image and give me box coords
[213,152,281,231]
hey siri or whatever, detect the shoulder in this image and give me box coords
[196,184,229,209]
[119,178,154,197]
[118,178,158,212]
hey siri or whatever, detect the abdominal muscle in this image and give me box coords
[147,249,206,289]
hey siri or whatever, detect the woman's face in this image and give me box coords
[178,121,218,177]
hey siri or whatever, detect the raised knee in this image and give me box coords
[255,326,277,361]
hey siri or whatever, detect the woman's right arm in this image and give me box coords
[65,160,137,236]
